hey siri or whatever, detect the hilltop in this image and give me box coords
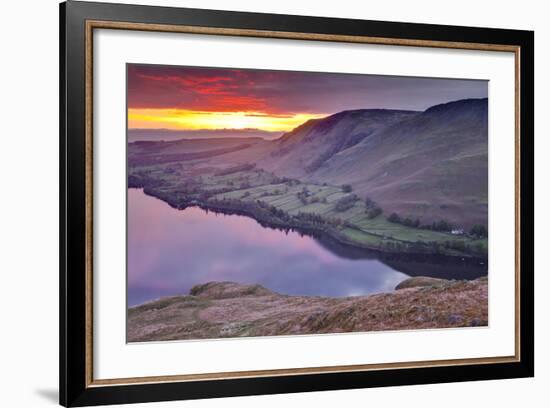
[263,98,488,228]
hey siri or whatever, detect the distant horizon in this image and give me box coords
[127,127,284,142]
[128,96,488,142]
[127,64,488,133]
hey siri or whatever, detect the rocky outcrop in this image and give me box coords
[395,276,447,290]
[128,278,488,342]
[190,281,274,299]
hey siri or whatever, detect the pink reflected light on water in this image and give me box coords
[128,188,409,306]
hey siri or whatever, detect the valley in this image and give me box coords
[128,98,489,258]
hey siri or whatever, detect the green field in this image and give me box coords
[129,162,487,257]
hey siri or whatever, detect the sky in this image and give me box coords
[127,64,488,133]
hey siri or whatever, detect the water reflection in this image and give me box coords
[128,189,485,306]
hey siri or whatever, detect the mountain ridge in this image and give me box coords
[127,97,488,229]
[263,108,419,177]
[260,97,488,228]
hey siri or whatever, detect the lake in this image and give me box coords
[128,188,487,307]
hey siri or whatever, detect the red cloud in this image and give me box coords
[128,65,282,114]
[127,63,489,117]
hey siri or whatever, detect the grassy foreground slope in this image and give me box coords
[128,278,488,342]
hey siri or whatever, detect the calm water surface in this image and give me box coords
[128,189,486,306]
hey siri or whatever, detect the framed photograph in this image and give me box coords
[60,1,534,406]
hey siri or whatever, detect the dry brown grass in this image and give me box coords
[128,278,488,342]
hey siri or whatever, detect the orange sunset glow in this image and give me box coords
[127,64,489,138]
[126,64,339,134]
[128,108,324,132]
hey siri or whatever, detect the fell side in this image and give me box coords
[127,98,489,258]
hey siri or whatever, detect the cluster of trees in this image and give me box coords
[292,211,345,230]
[206,196,344,234]
[335,194,359,212]
[442,239,486,255]
[378,240,406,252]
[269,175,289,185]
[128,173,167,190]
[137,173,253,207]
[427,219,454,232]
[296,186,333,206]
[284,178,301,187]
[212,166,289,191]
[377,240,429,253]
[377,238,485,256]
[470,224,488,238]
[208,197,290,225]
[387,212,454,232]
[294,211,329,226]
[213,162,257,176]
[387,212,488,240]
[197,185,242,202]
[387,213,422,227]
[259,188,285,198]
[296,187,310,205]
[364,197,383,219]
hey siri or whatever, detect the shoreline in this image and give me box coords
[135,186,488,263]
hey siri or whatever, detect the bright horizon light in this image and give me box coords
[128,108,326,132]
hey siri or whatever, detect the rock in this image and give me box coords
[189,281,274,299]
[395,276,448,290]
[470,318,485,326]
[220,322,252,336]
[447,314,463,324]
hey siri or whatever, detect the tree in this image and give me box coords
[388,213,401,223]
[334,194,358,212]
[452,240,466,251]
[364,196,382,219]
[366,206,382,219]
[470,224,488,238]
[342,184,353,193]
[473,242,486,254]
[365,196,376,208]
[432,219,453,232]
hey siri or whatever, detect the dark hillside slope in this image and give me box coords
[261,109,417,177]
[266,98,488,229]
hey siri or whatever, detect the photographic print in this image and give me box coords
[60,4,533,404]
[126,64,489,342]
